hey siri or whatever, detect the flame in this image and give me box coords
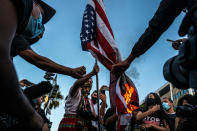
[124,83,138,113]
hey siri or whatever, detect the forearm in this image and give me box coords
[125,53,136,65]
[151,124,170,131]
[131,26,163,57]
[131,0,183,57]
[100,102,106,117]
[136,110,153,121]
[34,56,73,75]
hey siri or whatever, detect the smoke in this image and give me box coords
[126,66,140,80]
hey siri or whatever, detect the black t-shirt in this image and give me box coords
[11,35,32,57]
[141,110,164,131]
[168,113,176,131]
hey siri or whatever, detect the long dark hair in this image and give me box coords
[145,92,162,107]
[144,92,169,122]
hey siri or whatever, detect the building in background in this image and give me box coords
[155,83,195,106]
[140,82,195,106]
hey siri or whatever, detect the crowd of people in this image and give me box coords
[58,83,197,131]
[0,0,197,130]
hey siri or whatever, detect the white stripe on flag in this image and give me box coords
[96,0,105,12]
[116,77,127,109]
[89,41,115,64]
[88,0,95,8]
[96,13,119,52]
[96,41,115,64]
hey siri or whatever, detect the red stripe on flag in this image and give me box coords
[97,28,118,64]
[86,43,113,70]
[93,39,98,48]
[93,0,114,38]
[109,73,127,113]
[116,94,127,114]
[109,73,117,108]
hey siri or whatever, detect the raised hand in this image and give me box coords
[111,54,135,74]
[151,104,160,112]
[92,63,99,75]
[100,93,106,103]
[70,66,86,79]
[111,59,131,74]
[167,38,187,50]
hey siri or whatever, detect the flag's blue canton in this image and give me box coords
[80,4,96,51]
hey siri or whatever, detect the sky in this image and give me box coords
[14,0,185,130]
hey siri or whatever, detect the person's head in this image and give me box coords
[99,85,109,95]
[33,96,43,109]
[145,92,161,109]
[177,94,193,106]
[33,0,56,24]
[19,80,26,87]
[176,94,197,131]
[91,90,97,99]
[36,96,43,106]
[81,78,93,98]
[24,0,55,40]
[162,97,174,112]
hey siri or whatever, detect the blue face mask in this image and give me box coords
[33,99,38,105]
[162,102,170,110]
[23,14,44,39]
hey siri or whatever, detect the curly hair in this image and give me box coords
[144,92,169,122]
[145,92,162,107]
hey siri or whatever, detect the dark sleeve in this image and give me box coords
[38,109,50,123]
[131,0,186,57]
[103,108,114,123]
[11,35,32,57]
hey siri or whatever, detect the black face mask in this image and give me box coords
[92,97,97,104]
[146,98,156,106]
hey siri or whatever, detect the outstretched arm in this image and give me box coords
[19,49,86,79]
[70,63,99,97]
[112,0,184,73]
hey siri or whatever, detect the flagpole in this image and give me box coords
[95,59,101,131]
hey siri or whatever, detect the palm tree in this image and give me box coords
[44,85,64,115]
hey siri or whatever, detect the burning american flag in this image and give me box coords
[80,0,139,115]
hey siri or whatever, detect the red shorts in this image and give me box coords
[58,114,89,131]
